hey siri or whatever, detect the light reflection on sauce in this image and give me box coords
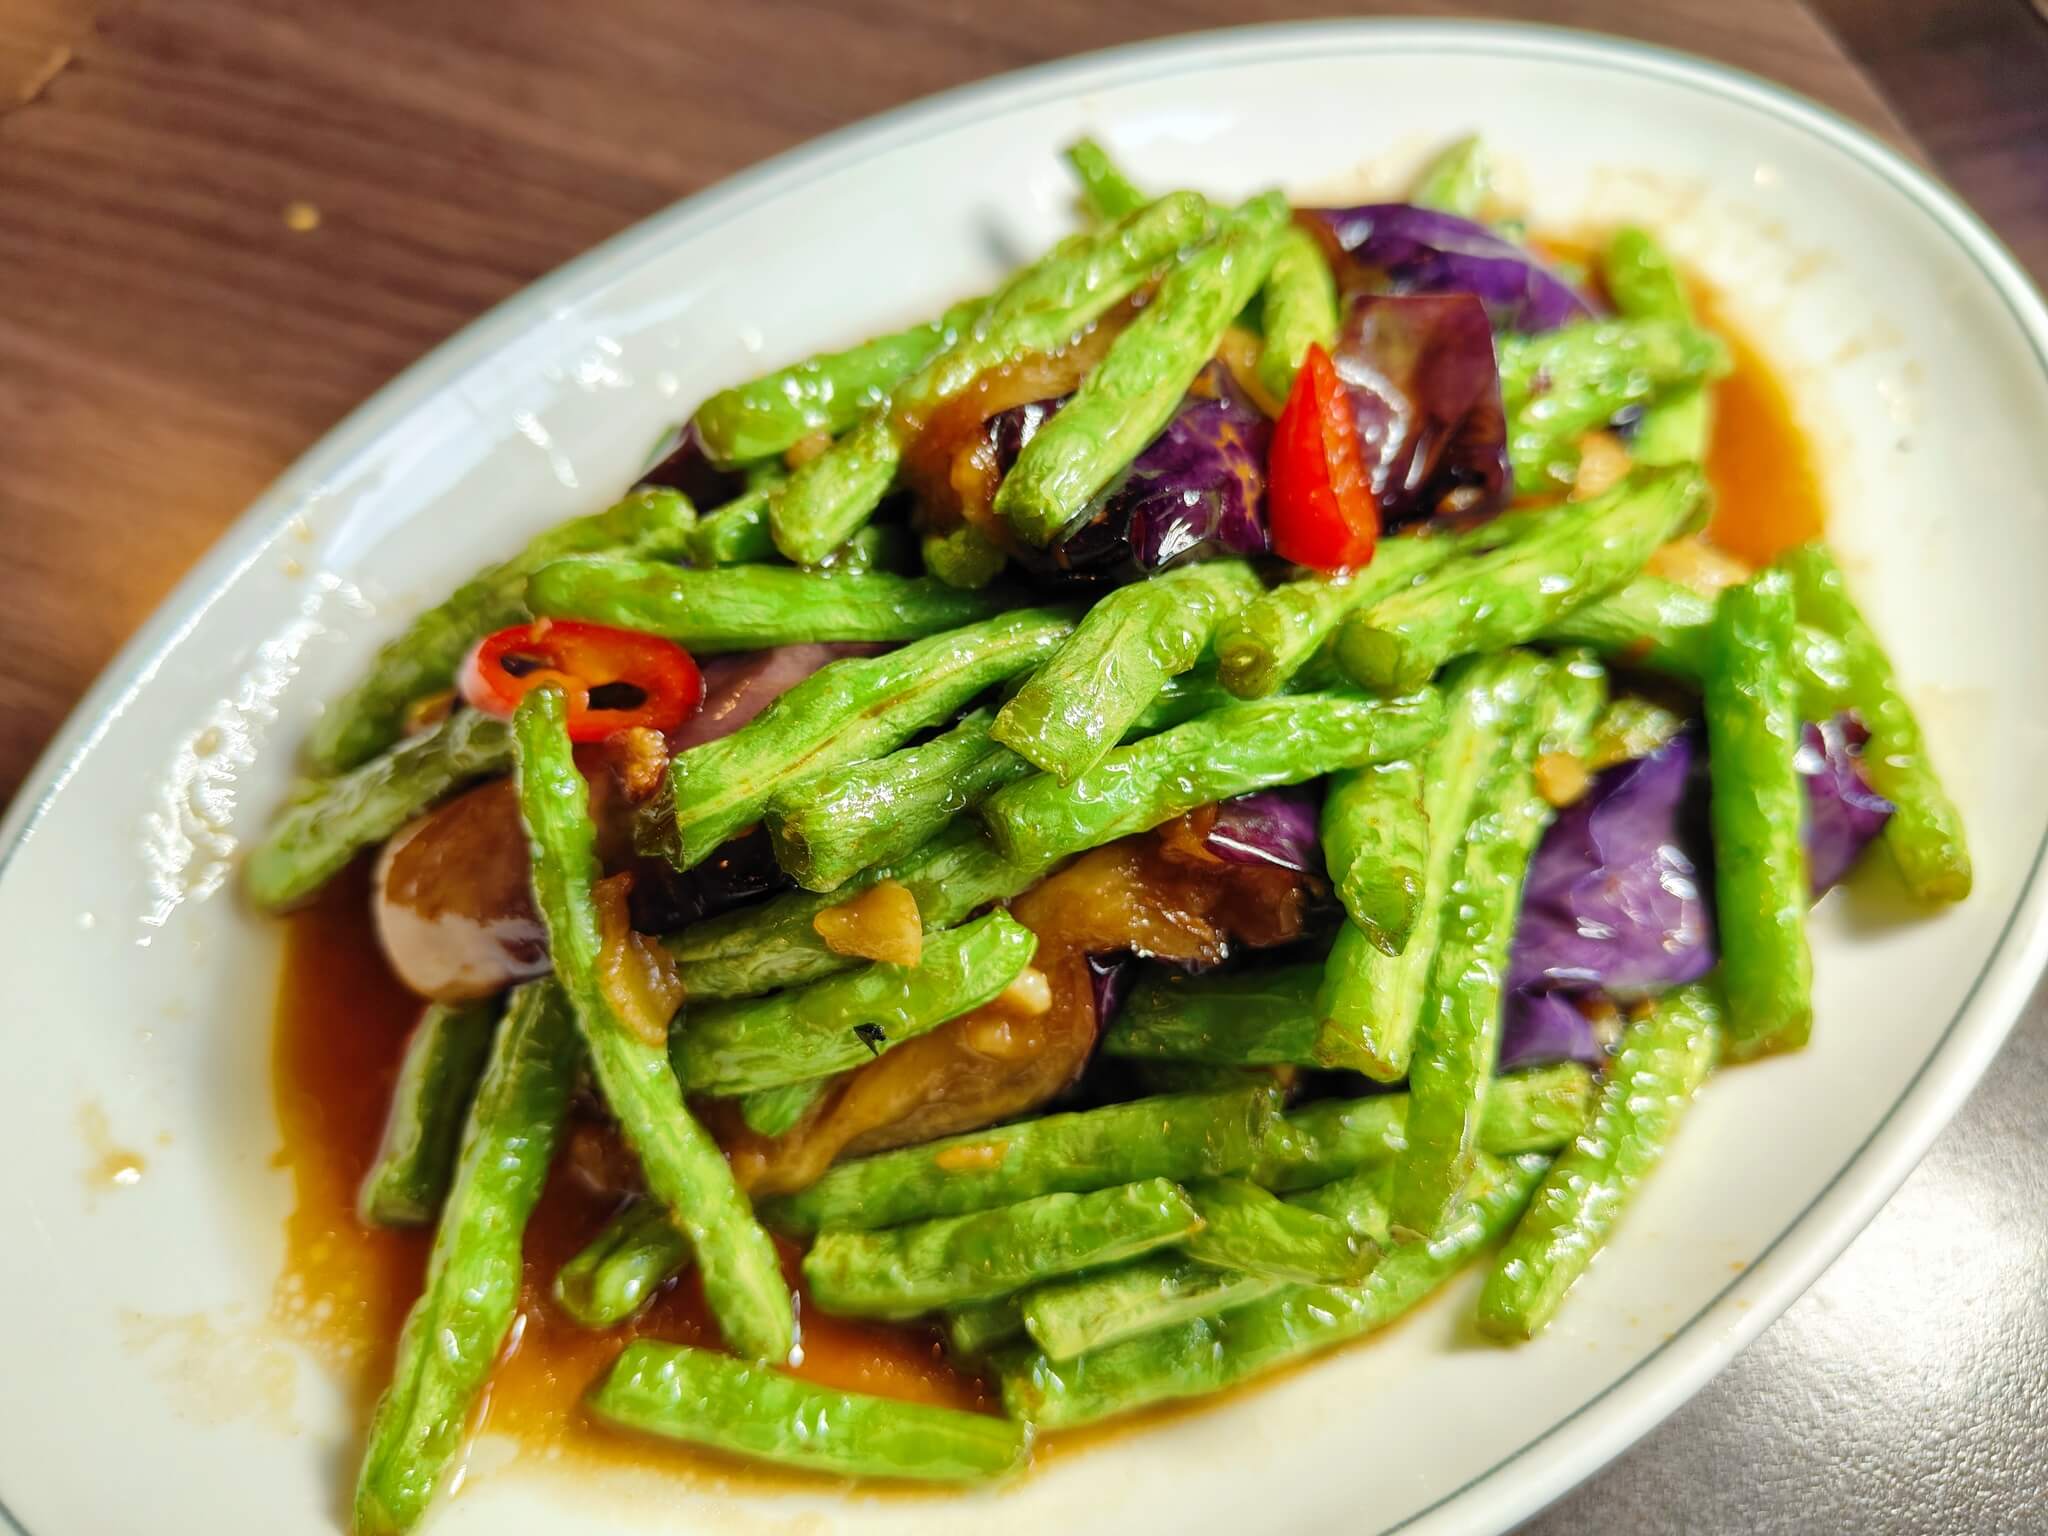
[270,281,1821,1493]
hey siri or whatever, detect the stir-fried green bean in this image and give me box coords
[353,982,578,1535]
[1704,572,1813,1058]
[1783,544,1971,901]
[514,686,792,1361]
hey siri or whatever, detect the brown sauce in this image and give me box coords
[271,281,1823,1494]
[272,865,986,1490]
[1697,290,1827,565]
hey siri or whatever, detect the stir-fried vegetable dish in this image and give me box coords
[250,135,1971,1529]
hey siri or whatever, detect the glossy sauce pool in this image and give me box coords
[271,307,1823,1490]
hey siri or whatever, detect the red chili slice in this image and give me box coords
[1267,342,1379,572]
[457,619,703,742]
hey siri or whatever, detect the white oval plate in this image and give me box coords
[4,20,2046,1536]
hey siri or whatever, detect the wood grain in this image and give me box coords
[0,0,1920,803]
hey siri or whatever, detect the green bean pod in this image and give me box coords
[992,560,1266,781]
[526,559,1007,650]
[1214,534,1456,699]
[1782,544,1971,901]
[246,709,512,911]
[758,1083,1279,1236]
[1021,1256,1282,1362]
[691,297,987,468]
[352,981,579,1535]
[1337,466,1705,693]
[765,706,1034,892]
[769,193,1215,564]
[1256,222,1342,402]
[1314,652,1545,1077]
[1254,1062,1595,1193]
[803,1178,1203,1319]
[554,1199,693,1331]
[357,998,500,1228]
[663,820,1059,1001]
[1180,1177,1378,1285]
[1100,963,1322,1066]
[1704,572,1814,1058]
[681,480,780,566]
[1496,320,1727,495]
[588,1341,1029,1482]
[1389,657,1604,1240]
[998,1153,1548,1430]
[1478,983,1722,1339]
[637,605,1077,871]
[1322,756,1430,957]
[1544,572,1852,712]
[1063,135,1148,220]
[513,686,793,1361]
[995,192,1290,546]
[1410,135,1494,217]
[979,689,1445,870]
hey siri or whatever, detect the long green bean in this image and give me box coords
[352,982,578,1535]
[589,1342,1028,1482]
[514,686,792,1361]
[979,689,1444,869]
[1479,983,1721,1338]
[691,297,987,468]
[357,998,500,1228]
[246,709,511,911]
[525,559,1006,649]
[1704,572,1812,1058]
[759,1083,1279,1236]
[1782,544,1970,901]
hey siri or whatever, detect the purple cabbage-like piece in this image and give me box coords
[1204,788,1326,877]
[1332,294,1510,531]
[1499,988,1606,1072]
[1306,203,1597,333]
[1503,713,1895,1046]
[1801,716,1897,895]
[1508,732,1715,999]
[1002,363,1270,582]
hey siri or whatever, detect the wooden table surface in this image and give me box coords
[2,3,2045,1533]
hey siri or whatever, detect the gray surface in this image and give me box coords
[1519,977,2048,1534]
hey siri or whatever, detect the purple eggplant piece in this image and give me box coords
[1305,203,1597,333]
[999,364,1271,582]
[1204,788,1325,877]
[1508,732,1715,999]
[1087,952,1137,1026]
[1505,711,1894,1020]
[1332,293,1510,530]
[1800,716,1896,895]
[1498,988,1606,1072]
[670,643,888,752]
[628,824,787,933]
